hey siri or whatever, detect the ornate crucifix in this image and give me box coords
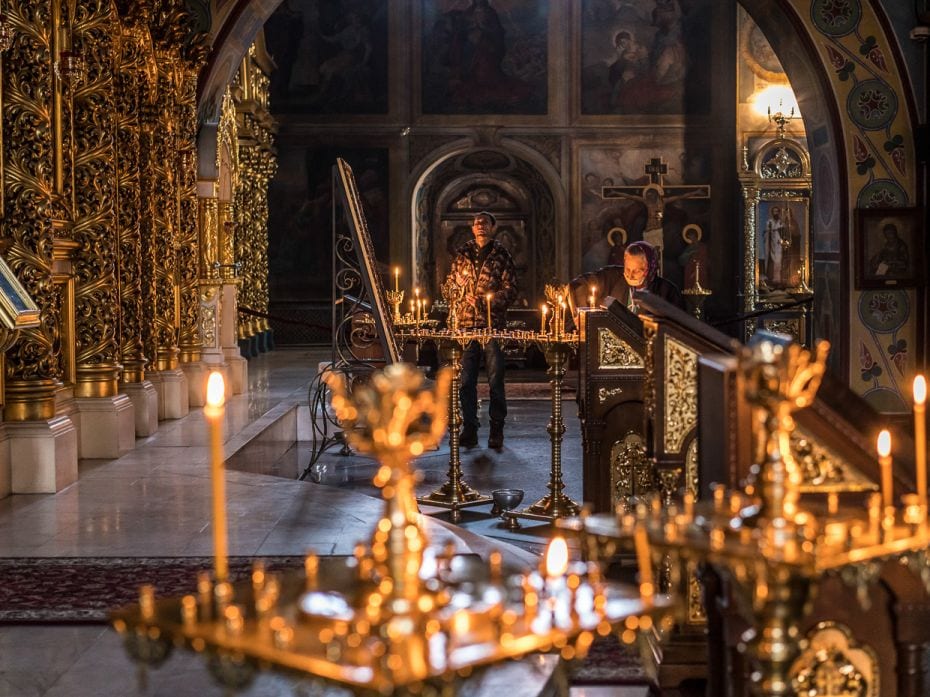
[601,157,711,274]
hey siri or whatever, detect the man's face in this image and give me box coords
[471,215,494,246]
[771,206,781,220]
[624,251,648,288]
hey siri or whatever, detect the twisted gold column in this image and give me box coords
[2,0,63,421]
[177,66,203,365]
[71,0,121,399]
[114,15,151,384]
[151,54,179,371]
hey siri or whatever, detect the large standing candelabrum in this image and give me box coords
[573,338,930,697]
[113,363,673,695]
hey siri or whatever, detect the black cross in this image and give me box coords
[644,157,668,186]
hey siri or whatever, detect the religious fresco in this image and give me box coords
[580,0,711,115]
[265,0,388,114]
[267,146,389,301]
[577,145,711,293]
[794,0,918,412]
[421,0,548,115]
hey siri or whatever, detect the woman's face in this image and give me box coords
[624,251,648,287]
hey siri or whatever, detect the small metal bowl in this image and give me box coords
[490,488,524,517]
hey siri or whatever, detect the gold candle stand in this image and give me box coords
[568,338,930,697]
[112,362,673,695]
[504,337,581,529]
[417,338,492,522]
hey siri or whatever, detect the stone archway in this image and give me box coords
[411,148,558,308]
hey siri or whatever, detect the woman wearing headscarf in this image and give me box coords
[568,240,684,317]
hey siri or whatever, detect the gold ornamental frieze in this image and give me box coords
[792,429,878,493]
[790,622,878,697]
[663,335,698,454]
[597,327,644,369]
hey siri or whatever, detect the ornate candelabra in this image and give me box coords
[572,338,930,697]
[503,336,582,529]
[416,338,493,521]
[112,363,672,695]
[682,261,712,320]
[386,289,404,324]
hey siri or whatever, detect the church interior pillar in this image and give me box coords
[114,1,157,436]
[1,0,77,492]
[69,0,135,459]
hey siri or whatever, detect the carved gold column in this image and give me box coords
[176,61,204,366]
[232,50,276,353]
[151,54,179,372]
[114,5,152,385]
[71,0,120,400]
[233,144,257,348]
[2,0,64,422]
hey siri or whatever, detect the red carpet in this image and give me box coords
[0,556,302,623]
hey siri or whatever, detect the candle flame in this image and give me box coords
[545,536,569,578]
[486,293,492,301]
[541,304,547,314]
[915,375,927,406]
[877,429,891,458]
[206,372,225,408]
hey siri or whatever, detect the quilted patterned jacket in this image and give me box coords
[447,239,517,330]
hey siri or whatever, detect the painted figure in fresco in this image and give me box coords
[869,221,909,278]
[610,0,688,113]
[678,223,709,290]
[608,29,648,108]
[315,11,373,103]
[447,212,517,451]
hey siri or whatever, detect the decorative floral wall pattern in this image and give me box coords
[790,0,917,412]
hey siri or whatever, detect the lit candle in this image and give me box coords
[560,301,568,336]
[633,525,654,605]
[878,429,893,509]
[205,371,228,583]
[589,285,597,308]
[394,267,400,293]
[914,376,927,509]
[540,304,548,334]
[414,286,420,322]
[544,536,569,580]
[485,293,493,330]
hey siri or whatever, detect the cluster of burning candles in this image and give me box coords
[873,374,927,533]
[120,369,671,689]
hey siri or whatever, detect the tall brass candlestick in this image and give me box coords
[204,372,228,583]
[915,376,927,509]
[878,429,893,509]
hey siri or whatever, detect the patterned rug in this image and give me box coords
[0,556,303,623]
[569,634,650,685]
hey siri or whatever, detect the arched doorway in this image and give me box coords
[411,148,558,309]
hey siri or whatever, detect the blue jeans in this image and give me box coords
[459,339,506,430]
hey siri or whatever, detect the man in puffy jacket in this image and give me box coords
[447,211,517,450]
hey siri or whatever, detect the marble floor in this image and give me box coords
[0,349,649,697]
